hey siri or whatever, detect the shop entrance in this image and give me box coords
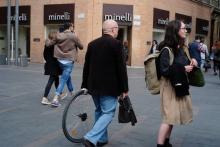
[0,25,30,61]
[117,26,132,65]
[153,30,165,45]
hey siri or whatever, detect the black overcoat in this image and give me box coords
[81,34,128,96]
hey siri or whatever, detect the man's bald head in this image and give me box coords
[102,19,119,38]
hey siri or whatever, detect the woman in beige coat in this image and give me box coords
[156,20,197,147]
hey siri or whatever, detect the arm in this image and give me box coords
[73,34,83,50]
[45,39,55,47]
[159,49,172,77]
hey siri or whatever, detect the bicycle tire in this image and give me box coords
[62,89,94,143]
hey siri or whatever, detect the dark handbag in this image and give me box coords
[188,67,205,87]
[118,96,137,126]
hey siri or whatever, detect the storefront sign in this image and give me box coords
[44,4,74,24]
[196,18,209,35]
[175,13,192,33]
[0,6,30,25]
[153,8,169,29]
[103,4,133,26]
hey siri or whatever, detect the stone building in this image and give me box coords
[0,0,219,66]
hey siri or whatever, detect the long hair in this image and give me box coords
[48,31,57,40]
[158,20,185,54]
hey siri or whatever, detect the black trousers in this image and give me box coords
[43,75,59,97]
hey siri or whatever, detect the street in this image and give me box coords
[0,64,220,147]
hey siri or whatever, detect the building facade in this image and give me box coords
[0,0,217,66]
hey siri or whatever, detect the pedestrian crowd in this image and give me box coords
[40,19,219,147]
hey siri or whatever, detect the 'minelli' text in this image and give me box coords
[48,12,71,21]
[104,13,132,22]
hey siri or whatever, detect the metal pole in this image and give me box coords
[7,0,11,64]
[15,0,19,65]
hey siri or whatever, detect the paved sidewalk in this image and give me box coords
[0,63,220,147]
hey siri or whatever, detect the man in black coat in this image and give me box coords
[81,20,129,147]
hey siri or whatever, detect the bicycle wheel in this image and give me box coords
[62,89,94,143]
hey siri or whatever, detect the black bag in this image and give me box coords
[118,96,137,126]
[188,67,205,87]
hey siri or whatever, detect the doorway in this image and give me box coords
[117,26,132,65]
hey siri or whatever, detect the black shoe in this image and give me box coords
[97,141,108,147]
[164,138,172,147]
[82,138,95,147]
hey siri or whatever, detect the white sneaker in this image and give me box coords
[51,96,60,107]
[41,97,51,105]
[60,92,68,100]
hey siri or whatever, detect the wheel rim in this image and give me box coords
[62,90,94,143]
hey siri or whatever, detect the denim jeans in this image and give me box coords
[84,95,117,145]
[55,62,74,96]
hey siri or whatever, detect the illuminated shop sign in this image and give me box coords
[44,4,74,24]
[103,4,133,26]
[104,13,132,22]
[48,12,71,21]
[153,8,169,29]
[0,6,30,25]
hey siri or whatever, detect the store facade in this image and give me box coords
[0,0,213,66]
[0,5,30,60]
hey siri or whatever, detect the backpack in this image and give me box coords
[144,47,174,95]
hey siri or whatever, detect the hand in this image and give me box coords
[119,92,128,100]
[81,88,88,95]
[185,65,194,72]
[190,58,198,67]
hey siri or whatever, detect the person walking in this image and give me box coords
[200,37,209,70]
[189,36,201,67]
[81,19,129,147]
[213,41,220,75]
[211,41,217,75]
[123,40,129,63]
[41,31,66,105]
[51,22,83,107]
[156,20,197,147]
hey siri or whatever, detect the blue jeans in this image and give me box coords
[55,62,74,96]
[84,95,117,145]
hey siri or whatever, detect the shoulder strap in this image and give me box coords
[162,47,174,65]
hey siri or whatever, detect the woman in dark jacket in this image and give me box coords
[41,31,63,105]
[156,20,197,147]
